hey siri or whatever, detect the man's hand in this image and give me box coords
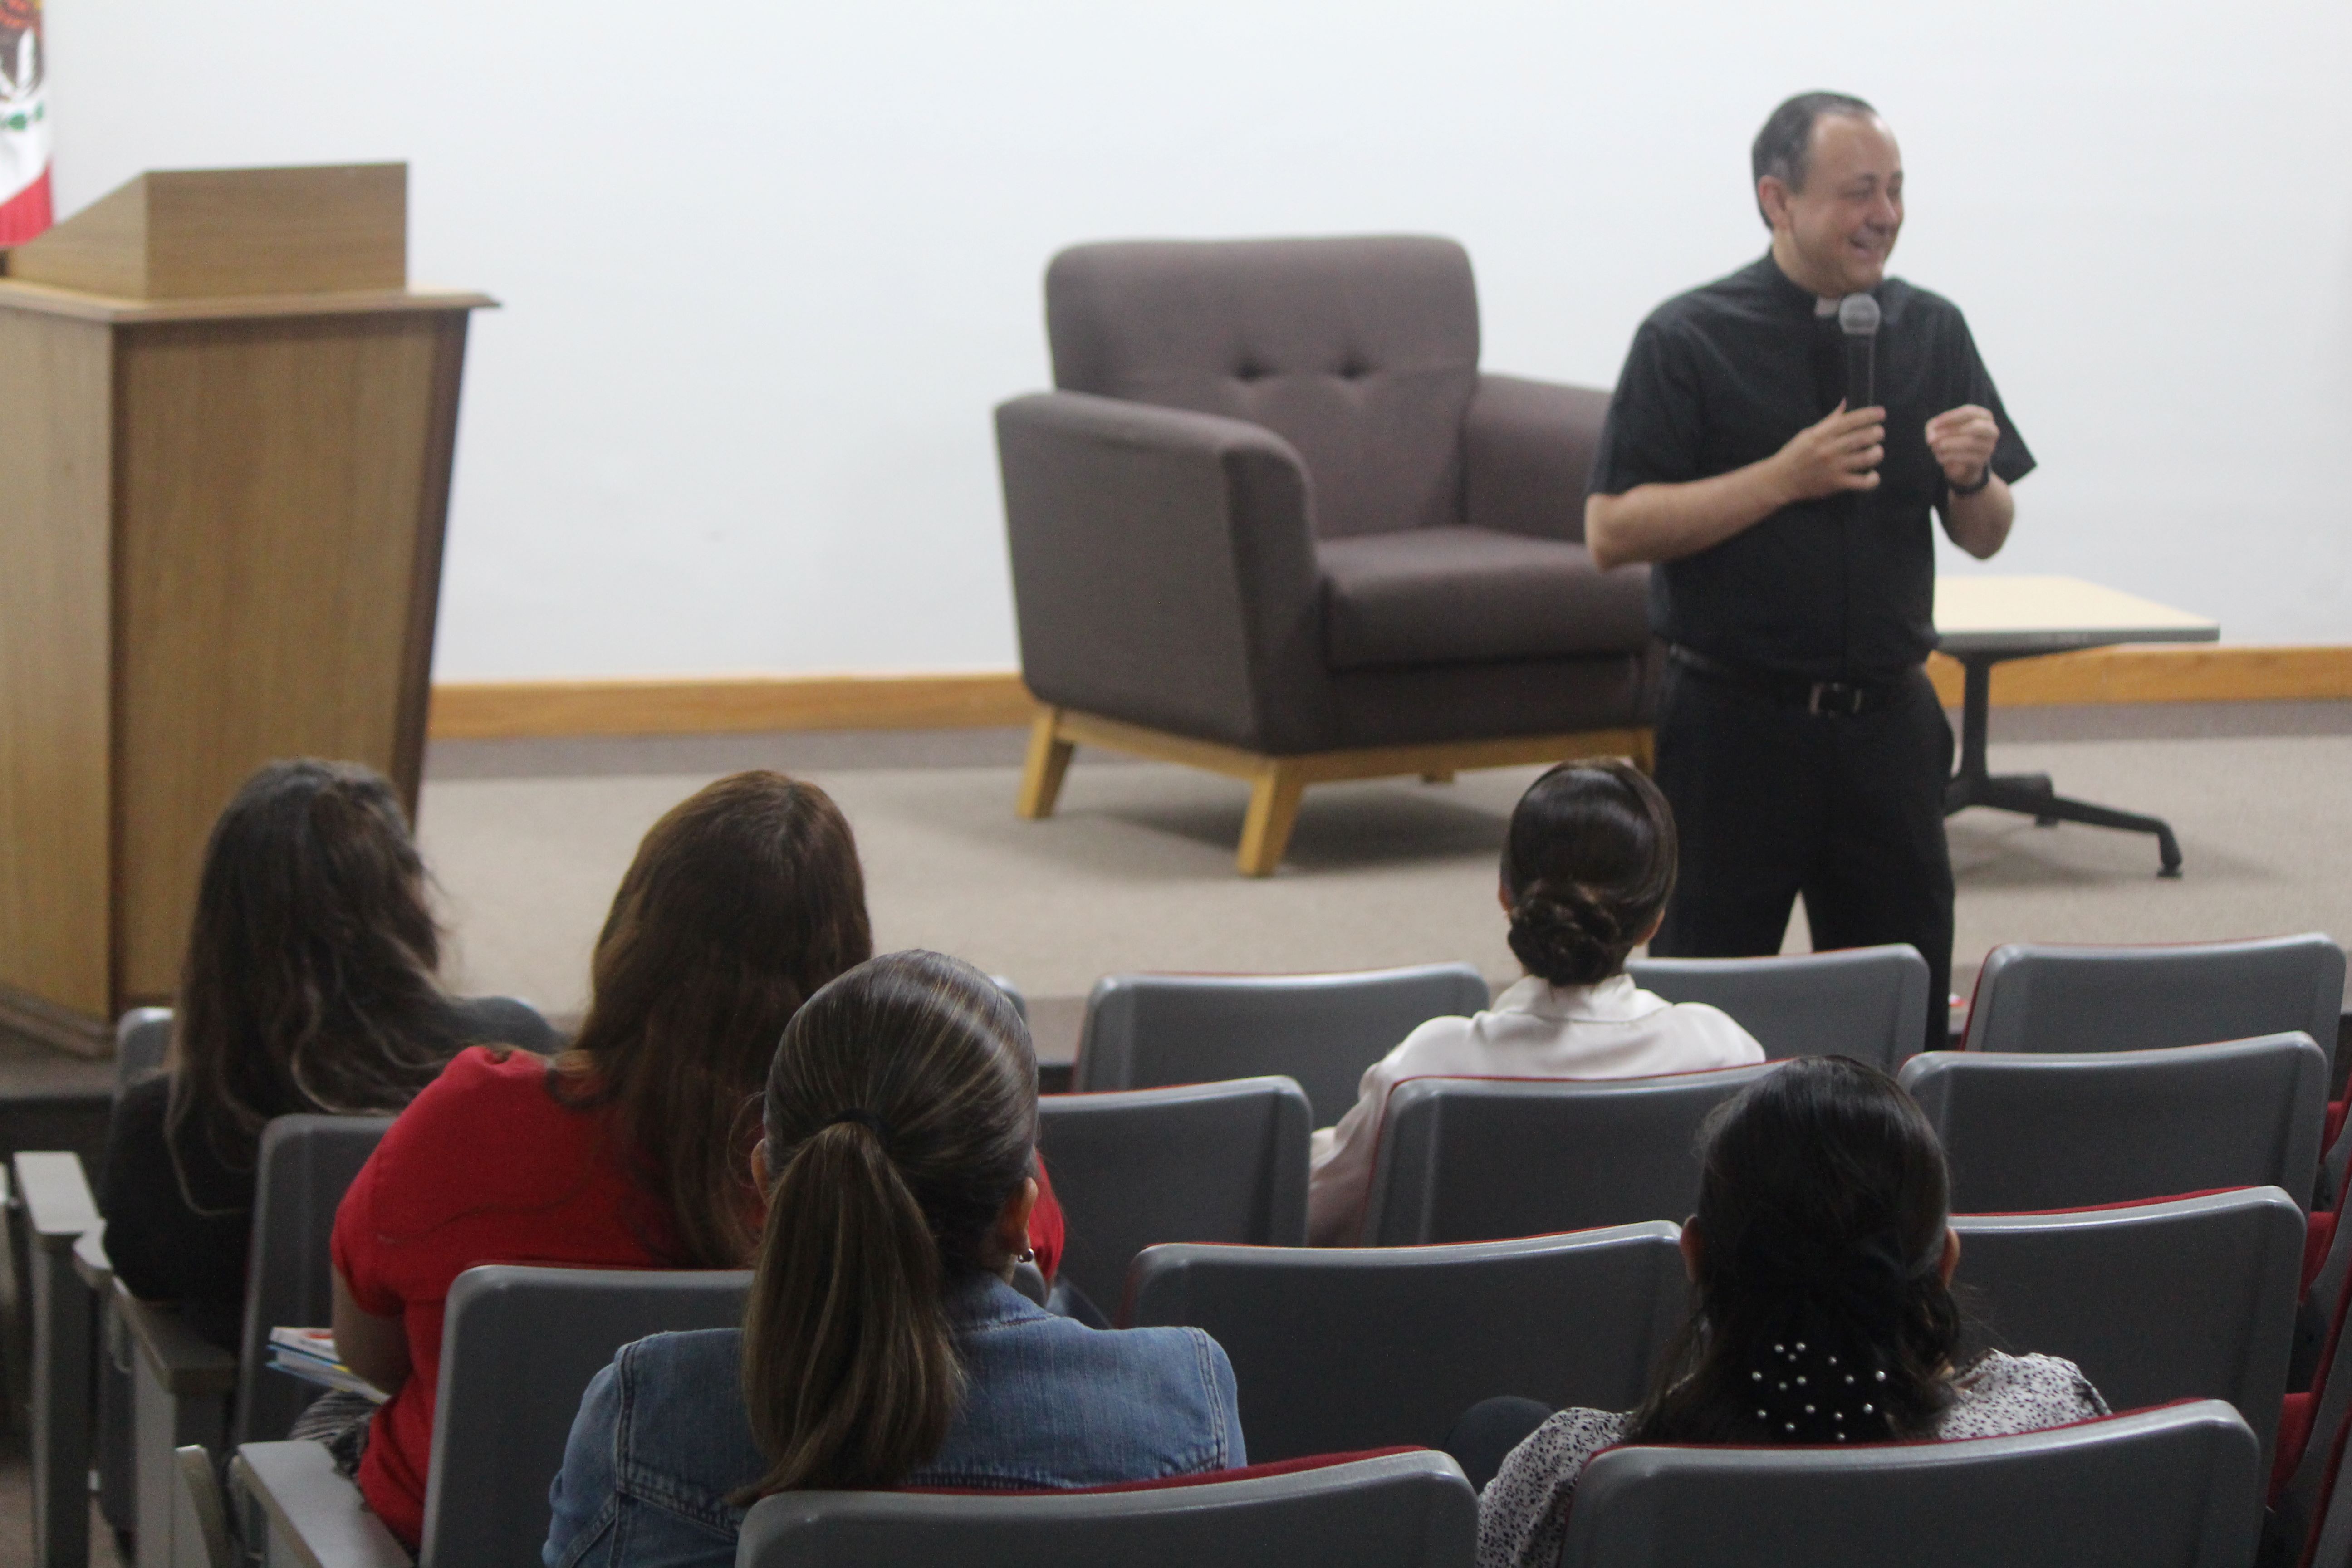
[1771,402,1885,502]
[1926,404,2000,488]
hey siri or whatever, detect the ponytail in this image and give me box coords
[732,951,1036,1501]
[732,1121,960,1497]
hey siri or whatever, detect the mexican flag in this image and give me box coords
[0,0,49,245]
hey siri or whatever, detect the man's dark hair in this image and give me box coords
[1751,91,1878,226]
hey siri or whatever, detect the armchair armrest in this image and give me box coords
[996,390,1336,754]
[1463,373,1615,544]
[234,1441,411,1568]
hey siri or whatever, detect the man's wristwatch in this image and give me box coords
[1949,465,1993,497]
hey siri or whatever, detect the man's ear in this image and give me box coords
[1678,1218,1702,1283]
[1758,176,1793,232]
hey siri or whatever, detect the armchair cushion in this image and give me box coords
[1319,527,1651,671]
[1045,236,1479,540]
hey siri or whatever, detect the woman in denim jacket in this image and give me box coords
[543,950,1246,1568]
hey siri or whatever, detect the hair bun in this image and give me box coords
[1508,881,1630,988]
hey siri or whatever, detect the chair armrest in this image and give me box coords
[233,1441,411,1568]
[1463,373,1615,544]
[116,1283,238,1396]
[13,1152,101,1249]
[996,390,1336,754]
[73,1224,112,1291]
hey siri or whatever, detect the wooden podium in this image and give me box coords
[0,164,492,1053]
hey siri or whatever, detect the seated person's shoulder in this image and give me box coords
[452,994,562,1055]
[1654,999,1767,1066]
[1942,1350,2110,1435]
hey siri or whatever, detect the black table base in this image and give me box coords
[1942,653,2183,877]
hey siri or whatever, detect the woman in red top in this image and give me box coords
[326,770,1069,1549]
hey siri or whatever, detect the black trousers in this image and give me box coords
[1649,662,1955,1058]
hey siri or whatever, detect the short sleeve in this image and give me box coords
[1947,312,2035,488]
[1476,1408,1628,1568]
[1587,318,1706,496]
[329,1146,402,1317]
[1029,1155,1068,1284]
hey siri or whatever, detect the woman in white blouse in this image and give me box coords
[1308,760,1764,1246]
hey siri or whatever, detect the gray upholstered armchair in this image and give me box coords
[996,235,1656,875]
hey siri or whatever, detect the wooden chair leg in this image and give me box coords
[1237,764,1306,877]
[1016,709,1075,820]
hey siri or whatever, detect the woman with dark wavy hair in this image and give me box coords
[98,759,554,1349]
[1475,1058,2108,1568]
[1307,759,1763,1244]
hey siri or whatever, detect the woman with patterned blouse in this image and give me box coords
[1476,1057,2108,1568]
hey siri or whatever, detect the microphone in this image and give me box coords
[1838,293,1880,411]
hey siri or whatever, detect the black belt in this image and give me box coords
[1668,645,1910,718]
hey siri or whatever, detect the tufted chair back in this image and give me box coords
[1044,236,1480,540]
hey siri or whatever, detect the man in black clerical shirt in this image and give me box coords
[1587,91,2033,1054]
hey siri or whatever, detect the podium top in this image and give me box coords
[0,276,495,324]
[7,164,419,301]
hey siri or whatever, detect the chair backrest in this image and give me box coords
[1044,236,1482,542]
[1038,1078,1310,1313]
[1627,945,1930,1071]
[1554,1399,2262,1568]
[1362,1065,1776,1247]
[418,1264,750,1568]
[233,1114,396,1446]
[1964,936,2346,1069]
[992,976,1029,1021]
[1952,1187,2304,1475]
[736,1448,1478,1568]
[1125,1225,1688,1460]
[1074,964,1491,1127]
[1898,1037,2327,1213]
[115,1006,173,1094]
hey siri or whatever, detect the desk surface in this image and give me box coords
[1934,575,2219,657]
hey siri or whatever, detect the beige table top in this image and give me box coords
[1934,575,2219,657]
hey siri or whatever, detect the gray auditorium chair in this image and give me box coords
[1360,1065,1776,1246]
[1038,1078,1310,1313]
[1074,964,1491,1126]
[170,1445,231,1568]
[998,235,1656,877]
[1898,1037,2326,1213]
[1124,1225,1687,1460]
[116,1005,174,1086]
[1628,944,1931,1071]
[737,1448,1478,1568]
[1553,1399,2262,1568]
[236,1263,752,1568]
[1963,935,2346,1069]
[1952,1186,2303,1475]
[117,1114,392,1567]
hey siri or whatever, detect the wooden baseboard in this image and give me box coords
[426,672,1035,740]
[425,647,2352,742]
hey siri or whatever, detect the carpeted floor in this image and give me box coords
[417,702,2352,1064]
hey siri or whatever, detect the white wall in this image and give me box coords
[43,0,2352,678]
